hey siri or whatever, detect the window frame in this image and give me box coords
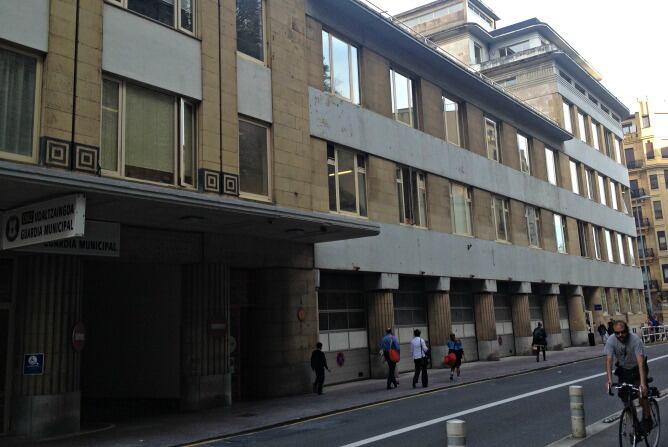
[650,174,659,190]
[236,0,267,64]
[484,117,501,162]
[492,196,511,242]
[450,182,473,236]
[616,233,626,265]
[554,214,568,254]
[658,231,667,251]
[597,175,607,206]
[517,132,531,174]
[654,201,663,220]
[569,159,580,195]
[604,229,614,262]
[562,100,573,133]
[396,165,427,227]
[442,94,461,146]
[592,225,602,260]
[590,120,600,150]
[390,68,417,128]
[321,29,360,105]
[327,144,367,217]
[577,111,588,144]
[113,0,197,35]
[609,180,618,210]
[577,221,589,257]
[238,116,272,200]
[525,205,541,248]
[0,43,42,163]
[584,168,594,200]
[545,147,559,186]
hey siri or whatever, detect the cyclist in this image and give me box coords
[605,320,652,432]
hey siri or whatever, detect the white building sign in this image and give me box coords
[1,194,86,250]
[19,220,120,257]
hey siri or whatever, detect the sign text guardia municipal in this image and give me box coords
[1,194,86,250]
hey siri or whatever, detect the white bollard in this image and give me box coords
[569,385,586,438]
[447,419,466,446]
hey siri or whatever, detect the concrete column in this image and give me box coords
[510,282,533,355]
[586,287,604,327]
[426,277,451,368]
[473,280,498,361]
[12,255,83,437]
[181,264,231,410]
[365,273,398,379]
[542,293,563,350]
[566,287,588,346]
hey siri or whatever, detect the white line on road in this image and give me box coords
[340,354,668,447]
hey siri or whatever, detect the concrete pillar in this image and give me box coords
[539,284,563,350]
[510,282,532,355]
[365,273,398,379]
[473,280,498,361]
[181,264,231,410]
[426,276,451,368]
[586,287,604,327]
[12,255,83,437]
[566,286,588,346]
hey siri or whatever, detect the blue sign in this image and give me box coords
[594,304,603,311]
[23,353,44,375]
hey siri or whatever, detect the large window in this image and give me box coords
[396,166,427,226]
[101,79,196,186]
[545,147,558,186]
[492,196,510,242]
[650,174,659,190]
[328,145,367,216]
[562,101,573,133]
[658,231,667,251]
[590,121,600,150]
[0,46,39,161]
[605,230,614,262]
[569,160,580,194]
[577,111,588,143]
[592,225,602,260]
[498,40,531,57]
[443,95,461,146]
[597,175,607,206]
[121,0,195,32]
[322,31,359,104]
[609,181,618,210]
[654,201,663,220]
[390,69,416,127]
[584,168,594,199]
[318,290,366,332]
[237,0,265,61]
[525,206,541,248]
[394,289,427,327]
[617,234,626,264]
[554,214,568,254]
[577,221,589,257]
[517,133,531,174]
[451,183,472,236]
[239,118,270,197]
[485,117,500,162]
[663,265,668,284]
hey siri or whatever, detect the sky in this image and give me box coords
[371,0,668,113]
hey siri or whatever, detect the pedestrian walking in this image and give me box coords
[447,333,464,381]
[597,323,607,344]
[410,329,429,388]
[381,328,400,390]
[532,322,547,362]
[310,342,330,395]
[607,319,614,336]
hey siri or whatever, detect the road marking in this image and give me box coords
[340,354,668,447]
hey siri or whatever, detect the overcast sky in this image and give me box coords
[372,0,667,113]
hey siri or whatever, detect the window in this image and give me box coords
[590,121,600,150]
[327,145,367,216]
[318,280,366,334]
[577,221,589,257]
[597,175,607,205]
[622,123,636,135]
[101,79,196,186]
[584,169,594,200]
[492,196,511,242]
[498,40,531,57]
[600,288,609,314]
[562,101,573,133]
[575,83,586,95]
[545,148,558,186]
[517,133,531,174]
[592,226,602,260]
[609,181,618,210]
[614,138,622,163]
[617,233,626,264]
[650,174,659,190]
[628,237,636,266]
[577,112,588,143]
[396,166,427,226]
[394,291,427,327]
[663,265,668,284]
[554,214,568,253]
[485,118,500,162]
[468,4,494,29]
[0,46,39,161]
[642,115,651,128]
[646,141,655,159]
[602,130,612,157]
[237,0,265,61]
[559,71,572,83]
[588,94,598,105]
[659,231,667,251]
[451,183,472,235]
[443,95,461,146]
[123,0,194,32]
[604,230,614,262]
[526,206,541,247]
[654,201,663,219]
[473,42,483,64]
[569,160,580,194]
[322,31,360,104]
[239,118,270,197]
[609,288,621,314]
[390,69,416,128]
[662,147,668,158]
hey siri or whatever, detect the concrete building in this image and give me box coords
[0,0,642,438]
[623,99,668,316]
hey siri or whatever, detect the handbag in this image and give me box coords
[444,352,457,366]
[388,336,400,362]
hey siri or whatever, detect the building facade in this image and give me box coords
[0,0,643,438]
[623,99,668,315]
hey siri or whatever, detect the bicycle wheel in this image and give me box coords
[619,408,638,446]
[646,399,660,447]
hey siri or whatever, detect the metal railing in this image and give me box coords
[631,188,648,199]
[641,325,668,344]
[627,160,644,170]
[639,248,655,259]
[635,217,650,228]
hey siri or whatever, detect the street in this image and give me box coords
[192,343,668,447]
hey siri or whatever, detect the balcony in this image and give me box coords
[639,248,655,259]
[627,160,644,170]
[631,188,649,200]
[648,280,660,291]
[635,217,650,229]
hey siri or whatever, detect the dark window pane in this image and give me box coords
[348,311,366,329]
[128,0,174,26]
[318,294,328,310]
[329,312,348,330]
[0,47,37,157]
[319,313,328,331]
[236,0,264,61]
[239,120,268,196]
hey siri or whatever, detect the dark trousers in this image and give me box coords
[535,345,546,361]
[413,358,428,387]
[313,368,325,394]
[384,353,398,388]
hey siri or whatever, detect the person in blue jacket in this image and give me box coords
[381,328,400,390]
[447,333,464,381]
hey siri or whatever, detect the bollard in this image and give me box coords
[447,419,466,446]
[569,385,586,438]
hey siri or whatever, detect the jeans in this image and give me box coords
[313,368,325,394]
[412,358,428,387]
[535,344,546,361]
[384,352,398,388]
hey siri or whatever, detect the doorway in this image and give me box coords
[0,259,15,435]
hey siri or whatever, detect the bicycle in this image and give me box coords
[608,382,661,447]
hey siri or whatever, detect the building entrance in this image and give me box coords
[0,259,14,435]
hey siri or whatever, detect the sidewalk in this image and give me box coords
[6,345,608,447]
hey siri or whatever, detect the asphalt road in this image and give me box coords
[196,343,668,447]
